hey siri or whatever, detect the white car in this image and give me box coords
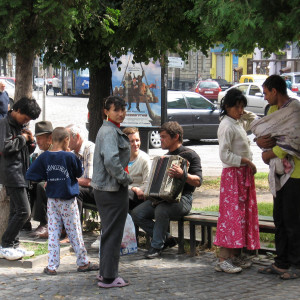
[217,83,299,116]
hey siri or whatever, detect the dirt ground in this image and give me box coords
[192,187,273,209]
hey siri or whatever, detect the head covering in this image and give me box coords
[34,121,53,136]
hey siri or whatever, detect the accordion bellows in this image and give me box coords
[144,155,189,203]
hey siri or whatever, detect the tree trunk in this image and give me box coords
[14,51,35,102]
[0,185,9,243]
[88,62,112,142]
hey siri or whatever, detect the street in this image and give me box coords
[30,91,269,177]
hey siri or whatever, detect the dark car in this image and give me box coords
[193,80,221,102]
[149,90,220,148]
[212,78,233,91]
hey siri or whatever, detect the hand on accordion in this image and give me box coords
[168,164,184,179]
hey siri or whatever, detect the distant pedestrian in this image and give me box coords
[214,88,260,273]
[52,75,60,96]
[26,127,98,275]
[0,80,9,119]
[0,97,41,260]
[285,76,292,90]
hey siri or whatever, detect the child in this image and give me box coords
[26,127,98,275]
[214,88,260,273]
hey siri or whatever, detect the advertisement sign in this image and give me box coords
[111,53,162,128]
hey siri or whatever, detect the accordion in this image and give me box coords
[144,155,189,203]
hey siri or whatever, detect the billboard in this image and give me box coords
[111,53,162,127]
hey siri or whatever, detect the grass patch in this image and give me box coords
[20,241,68,260]
[201,172,269,191]
[196,202,275,246]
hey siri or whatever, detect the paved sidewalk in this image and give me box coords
[1,231,299,300]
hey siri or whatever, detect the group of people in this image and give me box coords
[213,75,300,281]
[0,74,299,288]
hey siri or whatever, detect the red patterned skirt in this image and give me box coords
[214,166,260,250]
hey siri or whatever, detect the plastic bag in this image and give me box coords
[120,214,138,256]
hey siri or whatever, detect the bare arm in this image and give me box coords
[262,150,277,165]
[256,134,276,149]
[168,164,201,187]
[77,177,91,187]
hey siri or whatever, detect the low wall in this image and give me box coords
[0,185,10,243]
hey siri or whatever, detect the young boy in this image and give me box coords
[26,127,98,275]
[0,97,41,260]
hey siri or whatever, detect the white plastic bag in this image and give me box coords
[120,214,138,255]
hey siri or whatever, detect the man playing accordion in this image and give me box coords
[131,121,202,258]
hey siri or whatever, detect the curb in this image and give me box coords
[0,245,71,269]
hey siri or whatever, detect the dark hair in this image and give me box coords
[263,75,287,95]
[122,127,139,136]
[159,121,183,143]
[52,127,69,144]
[220,88,247,118]
[104,95,127,112]
[13,97,41,120]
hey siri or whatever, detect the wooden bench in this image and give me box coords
[184,212,275,256]
[80,202,186,254]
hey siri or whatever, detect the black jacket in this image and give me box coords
[0,111,36,187]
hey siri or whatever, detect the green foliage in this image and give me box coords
[185,0,300,56]
[0,0,84,57]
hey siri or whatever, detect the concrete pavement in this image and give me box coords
[1,230,299,299]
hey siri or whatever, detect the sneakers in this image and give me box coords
[144,247,161,259]
[15,248,35,257]
[163,237,177,250]
[0,247,24,261]
[215,259,243,273]
[91,237,100,249]
[232,256,253,269]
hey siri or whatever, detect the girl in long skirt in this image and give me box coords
[214,88,260,273]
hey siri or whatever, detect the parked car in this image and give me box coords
[86,91,220,149]
[0,76,16,85]
[218,83,300,116]
[193,80,222,102]
[149,90,220,148]
[281,72,300,96]
[33,78,45,90]
[212,78,233,91]
[239,74,268,84]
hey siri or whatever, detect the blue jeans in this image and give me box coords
[1,187,31,248]
[131,193,192,249]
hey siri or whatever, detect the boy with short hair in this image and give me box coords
[0,97,41,260]
[26,127,98,275]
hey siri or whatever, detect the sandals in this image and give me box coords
[97,277,129,288]
[44,267,57,276]
[77,262,99,272]
[96,274,103,282]
[280,267,300,280]
[258,264,287,275]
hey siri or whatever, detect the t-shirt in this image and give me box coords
[167,145,203,194]
[26,150,83,199]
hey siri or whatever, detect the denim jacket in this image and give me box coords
[91,121,133,192]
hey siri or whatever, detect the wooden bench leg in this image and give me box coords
[177,220,184,254]
[189,222,196,257]
[201,226,206,246]
[207,226,213,248]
